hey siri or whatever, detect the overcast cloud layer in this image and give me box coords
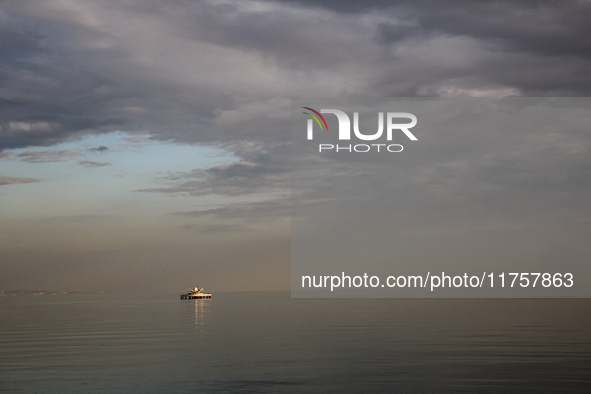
[2,0,591,146]
[1,0,590,292]
[2,0,591,197]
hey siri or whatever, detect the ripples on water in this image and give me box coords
[1,292,590,393]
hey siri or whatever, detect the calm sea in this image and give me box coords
[1,292,590,393]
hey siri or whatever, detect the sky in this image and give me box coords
[290,98,591,297]
[1,0,591,293]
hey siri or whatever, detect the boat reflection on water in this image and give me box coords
[192,298,209,335]
[179,287,211,335]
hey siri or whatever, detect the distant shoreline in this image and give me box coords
[0,290,106,296]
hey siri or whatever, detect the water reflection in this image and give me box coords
[1,294,590,393]
[192,299,210,335]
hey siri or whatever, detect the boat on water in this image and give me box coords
[180,287,212,300]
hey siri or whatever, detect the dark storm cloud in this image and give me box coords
[1,0,590,202]
[0,0,587,142]
[390,0,591,59]
[283,0,591,95]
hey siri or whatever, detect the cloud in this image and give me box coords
[89,145,109,152]
[78,160,111,167]
[140,160,288,197]
[290,98,591,229]
[182,224,253,233]
[1,0,590,214]
[138,141,290,197]
[0,174,40,186]
[0,151,14,159]
[17,150,84,163]
[37,214,113,223]
[176,198,290,222]
[1,0,590,153]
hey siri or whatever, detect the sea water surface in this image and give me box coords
[1,292,590,393]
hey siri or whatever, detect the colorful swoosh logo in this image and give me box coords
[302,107,328,131]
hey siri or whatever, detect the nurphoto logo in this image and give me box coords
[303,107,417,153]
